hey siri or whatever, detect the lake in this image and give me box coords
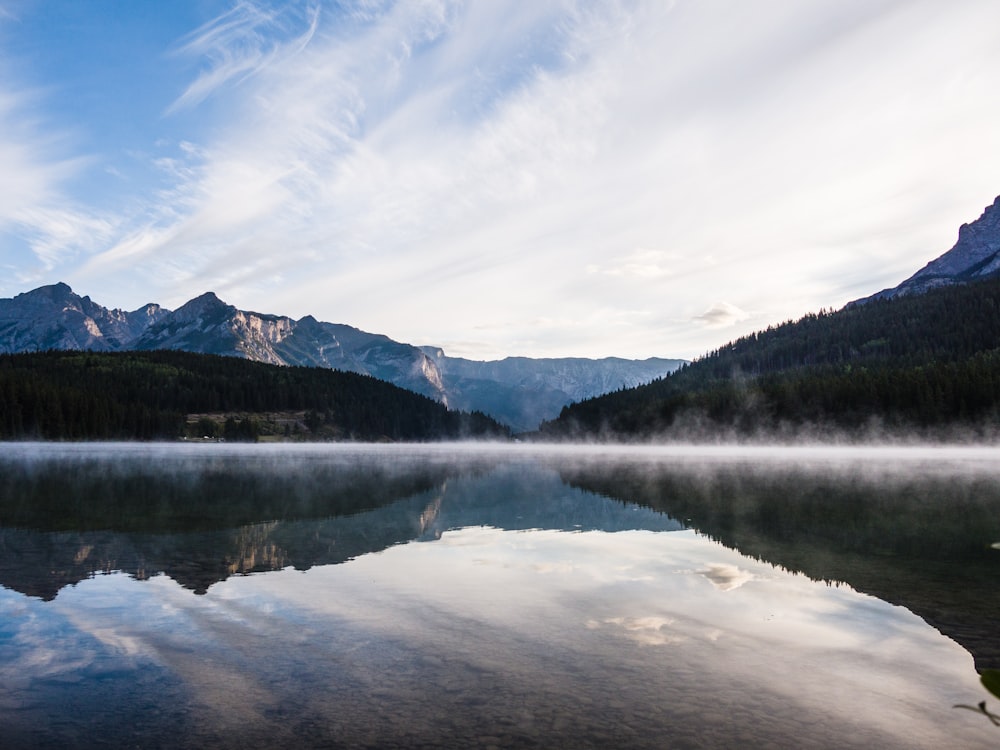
[1,442,999,749]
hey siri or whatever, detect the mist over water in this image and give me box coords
[1,442,999,749]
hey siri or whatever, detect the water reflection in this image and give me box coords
[0,444,680,598]
[555,453,1000,672]
[1,443,999,749]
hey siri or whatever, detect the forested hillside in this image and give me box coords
[539,277,1000,441]
[0,350,509,441]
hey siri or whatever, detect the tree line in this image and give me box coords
[0,350,509,441]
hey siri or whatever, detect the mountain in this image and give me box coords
[421,349,682,432]
[0,281,167,352]
[129,291,450,402]
[0,284,683,431]
[860,194,1000,302]
[540,193,1000,441]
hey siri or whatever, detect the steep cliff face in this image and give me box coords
[862,194,1000,302]
[134,292,298,366]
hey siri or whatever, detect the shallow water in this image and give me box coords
[1,442,999,749]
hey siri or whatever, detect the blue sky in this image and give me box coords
[2,0,1000,360]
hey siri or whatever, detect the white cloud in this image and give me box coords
[12,0,1000,359]
[693,301,750,329]
[600,616,688,647]
[698,563,756,591]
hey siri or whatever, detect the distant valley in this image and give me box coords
[0,283,683,432]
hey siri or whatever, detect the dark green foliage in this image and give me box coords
[0,350,510,442]
[541,277,1000,440]
[223,415,260,442]
[983,670,1000,700]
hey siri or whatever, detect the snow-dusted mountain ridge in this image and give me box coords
[0,284,684,432]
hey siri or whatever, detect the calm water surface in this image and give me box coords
[1,443,999,749]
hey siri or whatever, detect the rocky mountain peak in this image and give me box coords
[181,290,226,309]
[132,302,165,317]
[15,281,77,308]
[958,194,1000,238]
[34,281,73,297]
[929,194,1000,278]
[856,193,1000,304]
[170,291,233,322]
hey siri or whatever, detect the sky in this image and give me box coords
[2,1,1000,361]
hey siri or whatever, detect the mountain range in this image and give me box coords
[0,282,682,432]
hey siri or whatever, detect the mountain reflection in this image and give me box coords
[2,444,999,679]
[0,449,457,597]
[0,446,681,599]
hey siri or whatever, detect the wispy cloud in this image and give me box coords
[14,206,116,272]
[587,249,681,279]
[0,71,115,285]
[167,1,320,114]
